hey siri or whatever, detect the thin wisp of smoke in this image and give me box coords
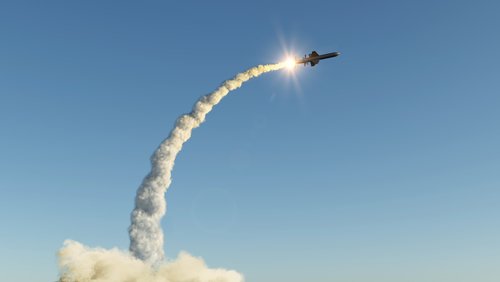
[57,240,243,282]
[129,63,285,264]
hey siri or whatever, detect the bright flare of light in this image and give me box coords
[285,59,296,69]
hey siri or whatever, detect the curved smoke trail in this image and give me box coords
[129,63,285,264]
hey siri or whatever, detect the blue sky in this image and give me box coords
[1,1,499,281]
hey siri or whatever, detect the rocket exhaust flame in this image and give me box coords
[128,63,285,264]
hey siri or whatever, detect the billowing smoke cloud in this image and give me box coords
[57,240,243,282]
[129,63,285,264]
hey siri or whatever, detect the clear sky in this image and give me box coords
[1,1,499,281]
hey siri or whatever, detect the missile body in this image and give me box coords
[295,51,339,67]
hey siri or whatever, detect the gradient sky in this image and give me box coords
[1,1,499,281]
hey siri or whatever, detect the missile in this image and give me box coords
[294,51,339,67]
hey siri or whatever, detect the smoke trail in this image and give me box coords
[129,63,285,264]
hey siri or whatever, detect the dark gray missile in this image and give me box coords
[294,51,339,67]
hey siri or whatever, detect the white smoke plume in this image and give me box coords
[57,240,243,282]
[129,63,285,264]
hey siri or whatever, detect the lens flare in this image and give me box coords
[285,59,296,69]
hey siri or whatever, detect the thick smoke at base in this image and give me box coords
[57,240,243,282]
[129,63,285,264]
